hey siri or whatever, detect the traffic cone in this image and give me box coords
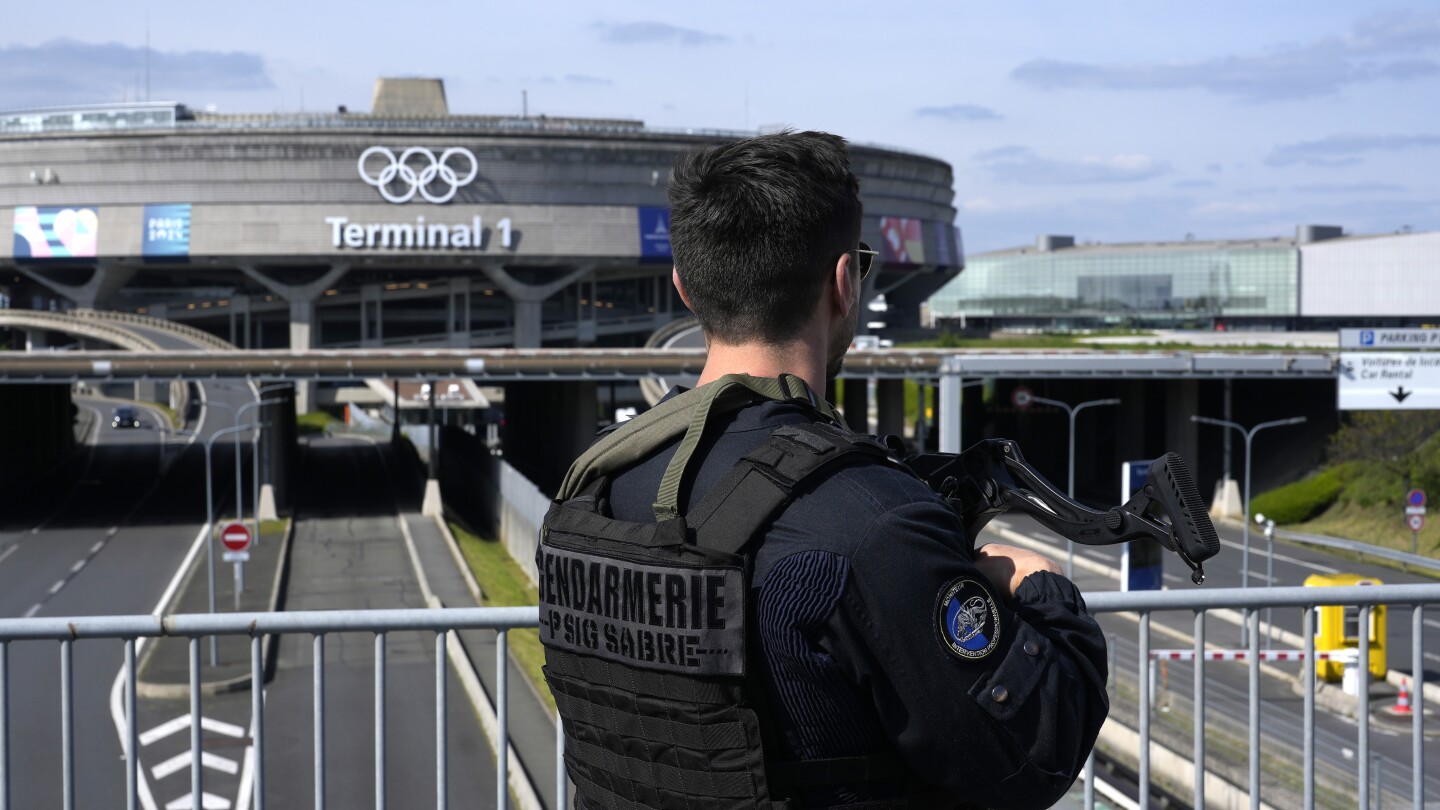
[1391,678,1414,717]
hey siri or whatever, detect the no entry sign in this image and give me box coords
[221,522,252,552]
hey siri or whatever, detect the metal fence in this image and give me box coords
[1085,583,1440,810]
[0,585,1435,810]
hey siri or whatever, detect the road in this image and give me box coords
[0,380,259,808]
[128,436,499,809]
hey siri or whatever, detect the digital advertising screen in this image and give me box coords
[13,206,100,258]
[879,216,925,265]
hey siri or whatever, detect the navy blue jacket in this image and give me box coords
[601,395,1109,809]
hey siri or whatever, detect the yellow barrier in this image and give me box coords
[1304,572,1387,682]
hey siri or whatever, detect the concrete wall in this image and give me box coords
[498,461,548,585]
[0,384,75,490]
[437,425,545,585]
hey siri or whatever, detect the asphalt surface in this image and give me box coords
[0,383,260,809]
[260,436,496,807]
[982,511,1440,804]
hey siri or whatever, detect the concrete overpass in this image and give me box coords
[0,345,1342,499]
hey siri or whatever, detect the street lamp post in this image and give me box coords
[1192,414,1306,643]
[204,422,259,666]
[236,393,285,548]
[1030,395,1122,578]
[1256,512,1277,648]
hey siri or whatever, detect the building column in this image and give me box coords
[16,263,136,311]
[842,377,869,433]
[875,379,906,439]
[501,380,598,494]
[447,278,471,347]
[479,262,595,349]
[240,263,351,413]
[360,284,383,348]
[227,295,253,348]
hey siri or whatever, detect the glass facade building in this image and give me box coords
[928,238,1299,329]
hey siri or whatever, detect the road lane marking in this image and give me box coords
[91,541,105,554]
[1424,619,1440,631]
[200,717,247,738]
[108,527,119,537]
[22,604,40,618]
[233,696,261,810]
[140,716,192,746]
[111,522,213,810]
[0,544,19,567]
[1218,537,1340,574]
[164,792,231,810]
[151,750,239,780]
[48,580,64,595]
[140,714,245,746]
[70,560,85,574]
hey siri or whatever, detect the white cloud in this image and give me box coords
[1267,134,1440,167]
[973,146,1170,184]
[0,39,273,109]
[1011,10,1440,102]
[594,21,726,47]
[916,104,1001,122]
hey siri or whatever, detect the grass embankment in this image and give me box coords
[145,400,183,429]
[296,410,340,435]
[1252,436,1440,572]
[902,329,1310,352]
[449,522,554,712]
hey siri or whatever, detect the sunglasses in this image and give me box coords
[854,241,877,281]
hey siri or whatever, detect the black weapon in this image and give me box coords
[906,440,1220,585]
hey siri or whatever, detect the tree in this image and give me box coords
[1329,411,1440,487]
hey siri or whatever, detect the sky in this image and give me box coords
[3,1,1438,254]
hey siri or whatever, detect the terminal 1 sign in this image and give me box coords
[324,214,512,251]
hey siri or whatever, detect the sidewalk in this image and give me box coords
[137,520,292,697]
[402,513,562,810]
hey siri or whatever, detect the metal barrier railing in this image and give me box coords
[0,585,1435,809]
[0,606,537,810]
[1085,583,1440,810]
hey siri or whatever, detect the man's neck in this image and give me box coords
[696,338,826,394]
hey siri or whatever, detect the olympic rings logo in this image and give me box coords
[358,146,478,204]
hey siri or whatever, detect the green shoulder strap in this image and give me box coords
[554,373,842,514]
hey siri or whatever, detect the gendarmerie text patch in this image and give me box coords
[538,547,746,676]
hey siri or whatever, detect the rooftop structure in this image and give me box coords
[927,226,1439,331]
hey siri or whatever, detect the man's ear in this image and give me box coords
[832,253,856,320]
[672,267,695,312]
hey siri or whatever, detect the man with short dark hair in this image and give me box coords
[540,131,1108,809]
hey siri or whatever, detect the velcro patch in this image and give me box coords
[538,546,746,676]
[936,578,1001,661]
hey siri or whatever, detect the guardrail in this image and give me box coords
[1276,527,1440,576]
[0,586,1432,809]
[69,309,237,351]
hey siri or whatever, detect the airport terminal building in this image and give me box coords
[927,226,1440,332]
[0,78,961,358]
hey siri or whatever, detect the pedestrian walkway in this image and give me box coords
[403,513,562,810]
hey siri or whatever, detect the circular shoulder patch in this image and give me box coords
[937,578,1001,661]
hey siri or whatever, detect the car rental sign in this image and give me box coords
[1338,352,1440,410]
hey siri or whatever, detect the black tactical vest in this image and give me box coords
[539,374,916,810]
